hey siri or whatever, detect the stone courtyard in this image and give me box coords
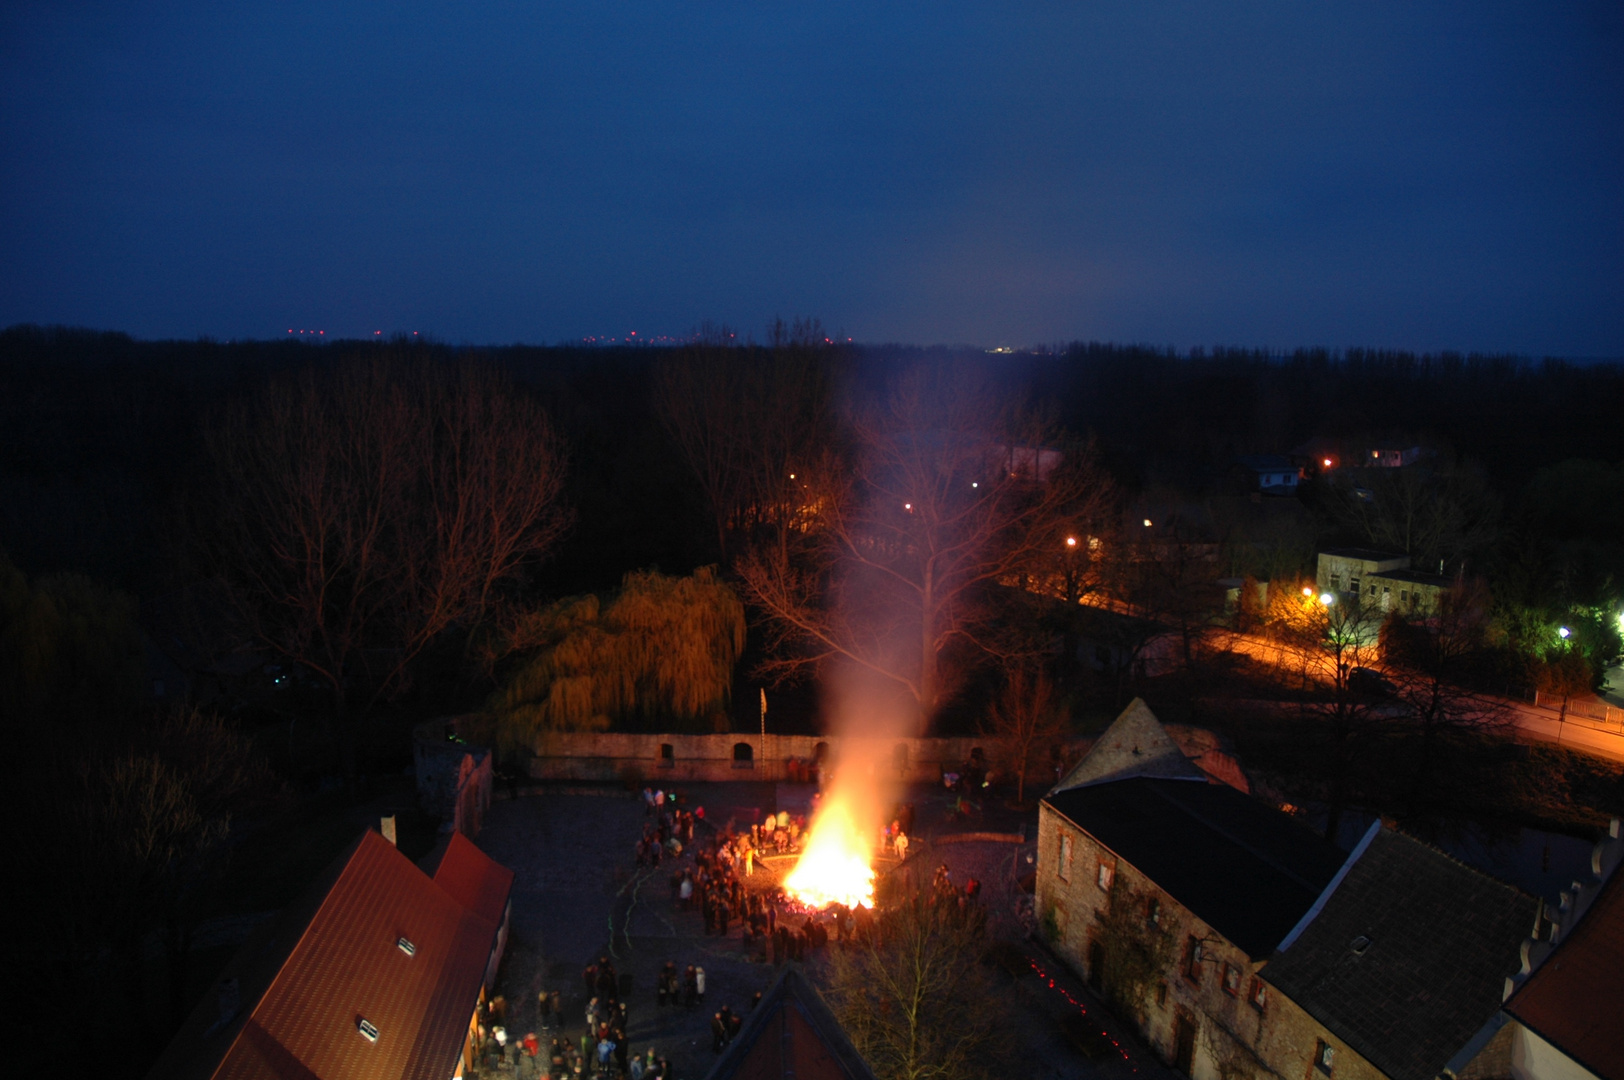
[470,781,1175,1080]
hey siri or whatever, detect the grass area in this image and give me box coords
[1189,694,1624,836]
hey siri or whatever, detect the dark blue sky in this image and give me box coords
[3,2,1621,353]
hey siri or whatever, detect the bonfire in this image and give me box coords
[783,791,876,910]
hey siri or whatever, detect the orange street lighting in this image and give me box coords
[1302,587,1314,597]
[1066,536,1077,548]
[1142,518,1152,527]
[1322,458,1332,467]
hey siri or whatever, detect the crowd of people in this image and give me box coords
[467,787,987,1079]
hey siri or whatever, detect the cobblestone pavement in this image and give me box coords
[470,782,1176,1080]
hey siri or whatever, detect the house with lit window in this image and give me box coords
[1315,549,1452,617]
[148,826,513,1080]
[1234,455,1302,495]
[1036,700,1535,1080]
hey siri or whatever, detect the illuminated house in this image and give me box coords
[148,827,513,1080]
[1315,549,1451,616]
[1036,700,1535,1079]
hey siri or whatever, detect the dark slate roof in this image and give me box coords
[1319,547,1409,563]
[1044,778,1345,957]
[704,968,877,1080]
[1506,872,1624,1080]
[1263,829,1536,1080]
[1371,568,1451,588]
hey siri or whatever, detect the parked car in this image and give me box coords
[1348,667,1396,697]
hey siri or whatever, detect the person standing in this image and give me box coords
[695,966,706,1006]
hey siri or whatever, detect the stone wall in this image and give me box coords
[1035,802,1384,1080]
[518,729,1090,785]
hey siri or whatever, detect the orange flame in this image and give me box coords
[783,792,876,909]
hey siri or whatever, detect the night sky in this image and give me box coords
[3,2,1621,353]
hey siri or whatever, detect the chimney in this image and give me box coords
[381,815,397,846]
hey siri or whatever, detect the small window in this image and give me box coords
[732,742,754,766]
[396,936,415,957]
[1183,936,1203,984]
[1249,977,1268,1012]
[1349,935,1371,956]
[1058,834,1074,882]
[1315,1040,1335,1074]
[1223,963,1241,996]
[1156,981,1168,1007]
[358,1018,380,1043]
[659,743,674,768]
[1146,897,1161,927]
[1095,858,1115,893]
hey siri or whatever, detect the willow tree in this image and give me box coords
[486,567,745,748]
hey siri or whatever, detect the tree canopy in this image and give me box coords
[484,566,745,746]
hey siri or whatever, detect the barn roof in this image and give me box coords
[1044,778,1345,957]
[1505,871,1624,1079]
[149,828,500,1080]
[704,968,877,1080]
[1265,827,1535,1080]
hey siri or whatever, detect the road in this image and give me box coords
[1206,629,1624,764]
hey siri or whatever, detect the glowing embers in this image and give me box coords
[783,793,876,910]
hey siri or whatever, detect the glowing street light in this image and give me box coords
[1143,519,1152,527]
[1302,587,1314,597]
[1322,458,1332,467]
[1558,626,1571,639]
[1066,536,1078,548]
[1320,593,1335,606]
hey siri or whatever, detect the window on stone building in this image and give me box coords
[1249,977,1268,1011]
[1183,936,1203,984]
[1146,897,1161,927]
[1156,981,1168,1008]
[1223,963,1241,996]
[1349,577,1360,594]
[659,743,675,767]
[1058,833,1074,881]
[1095,857,1115,893]
[1315,1040,1335,1074]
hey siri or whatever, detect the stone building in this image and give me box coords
[1315,549,1452,617]
[1036,700,1535,1080]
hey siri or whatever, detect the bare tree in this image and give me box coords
[202,357,569,725]
[739,370,1111,732]
[652,338,841,561]
[980,663,1069,804]
[1326,458,1500,572]
[821,892,1008,1080]
[1382,580,1510,812]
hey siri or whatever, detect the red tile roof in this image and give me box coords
[1506,872,1624,1080]
[428,831,514,928]
[150,829,500,1080]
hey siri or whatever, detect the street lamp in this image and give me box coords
[1320,593,1335,606]
[1066,536,1077,548]
[1558,626,1571,639]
